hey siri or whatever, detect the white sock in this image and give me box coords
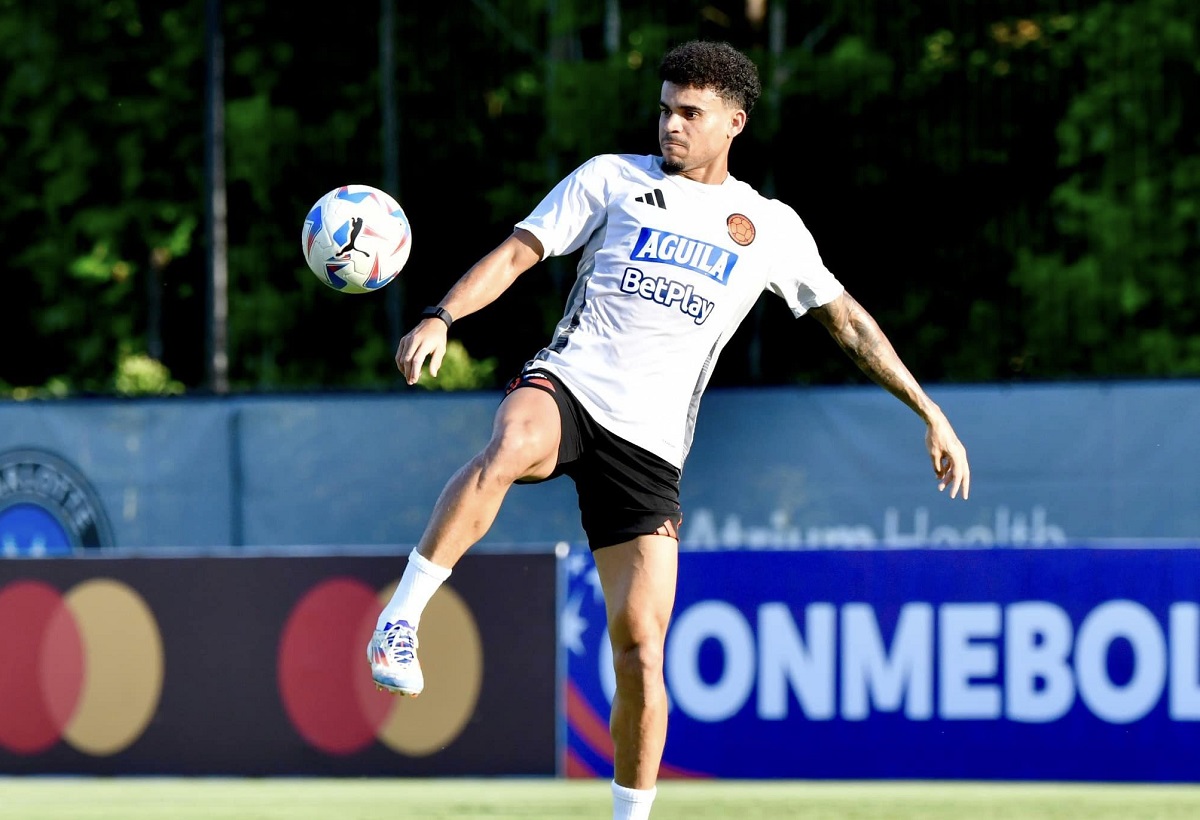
[375,548,452,631]
[611,781,656,820]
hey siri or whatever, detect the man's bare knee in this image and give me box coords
[477,417,556,485]
[475,388,559,484]
[612,641,666,697]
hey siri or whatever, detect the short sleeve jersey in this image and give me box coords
[515,153,844,469]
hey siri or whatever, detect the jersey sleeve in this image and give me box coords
[514,156,611,261]
[766,204,845,316]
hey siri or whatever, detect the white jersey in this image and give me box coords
[515,153,844,469]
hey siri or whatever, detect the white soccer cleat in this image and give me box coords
[367,619,424,696]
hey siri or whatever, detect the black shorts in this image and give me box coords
[504,368,683,550]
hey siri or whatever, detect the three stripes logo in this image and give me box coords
[634,189,667,209]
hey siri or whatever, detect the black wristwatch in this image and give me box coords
[421,305,454,330]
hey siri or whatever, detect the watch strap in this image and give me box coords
[421,305,453,330]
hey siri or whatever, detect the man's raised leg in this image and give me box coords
[369,386,561,694]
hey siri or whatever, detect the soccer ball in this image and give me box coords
[301,184,412,294]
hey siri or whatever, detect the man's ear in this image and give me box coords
[729,109,747,139]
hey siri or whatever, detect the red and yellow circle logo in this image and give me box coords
[276,577,482,757]
[0,579,163,756]
[726,213,756,246]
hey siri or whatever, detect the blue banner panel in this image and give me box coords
[561,546,1200,781]
[4,380,1200,551]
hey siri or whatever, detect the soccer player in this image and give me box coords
[368,39,970,820]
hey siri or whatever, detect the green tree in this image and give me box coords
[1011,0,1200,376]
[0,0,205,393]
[4,0,1198,396]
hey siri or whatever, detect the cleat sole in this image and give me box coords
[370,676,423,697]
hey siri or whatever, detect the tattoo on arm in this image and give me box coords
[813,292,931,418]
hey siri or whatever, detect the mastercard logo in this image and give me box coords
[0,579,163,756]
[277,577,483,757]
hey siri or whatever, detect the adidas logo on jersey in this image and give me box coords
[634,189,667,209]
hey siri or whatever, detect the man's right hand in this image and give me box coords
[395,320,448,385]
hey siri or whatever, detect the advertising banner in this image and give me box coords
[561,545,1200,781]
[3,380,1199,552]
[0,553,556,775]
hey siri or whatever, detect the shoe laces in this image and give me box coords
[381,620,419,665]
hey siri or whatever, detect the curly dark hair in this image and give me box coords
[659,40,762,114]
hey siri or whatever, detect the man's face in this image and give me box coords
[658,81,745,177]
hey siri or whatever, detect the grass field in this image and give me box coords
[3,778,1200,820]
